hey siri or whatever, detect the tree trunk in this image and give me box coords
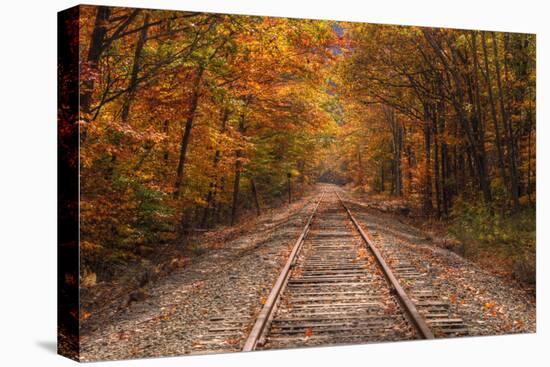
[423,104,433,215]
[440,125,449,217]
[105,14,151,177]
[527,87,534,205]
[407,145,413,194]
[433,108,441,219]
[201,109,229,228]
[231,113,246,226]
[503,34,522,203]
[395,122,403,196]
[492,32,520,210]
[424,30,492,204]
[121,13,150,123]
[386,107,402,196]
[481,32,508,198]
[250,178,261,216]
[163,120,170,163]
[173,66,204,198]
[457,148,465,194]
[80,6,111,119]
[466,148,476,189]
[214,177,225,224]
[230,155,242,226]
[437,80,449,217]
[451,121,460,196]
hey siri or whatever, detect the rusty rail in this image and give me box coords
[242,192,326,351]
[335,191,435,340]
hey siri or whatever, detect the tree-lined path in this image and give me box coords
[62,5,536,361]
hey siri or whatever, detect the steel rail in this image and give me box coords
[242,191,326,351]
[335,191,435,339]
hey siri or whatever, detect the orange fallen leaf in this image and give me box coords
[260,297,267,305]
[304,327,313,337]
[356,248,367,259]
[514,320,525,328]
[79,308,91,321]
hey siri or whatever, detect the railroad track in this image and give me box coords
[242,189,467,351]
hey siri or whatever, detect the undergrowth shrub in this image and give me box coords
[449,198,535,284]
[81,174,177,281]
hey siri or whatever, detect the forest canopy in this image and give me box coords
[73,6,535,282]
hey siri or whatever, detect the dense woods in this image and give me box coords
[78,6,338,278]
[336,25,535,215]
[334,25,535,280]
[75,6,535,283]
